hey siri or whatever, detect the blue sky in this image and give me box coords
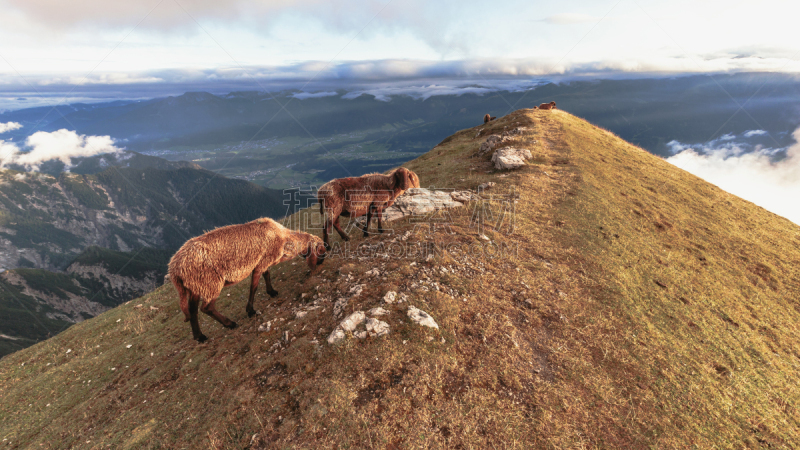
[0,0,798,100]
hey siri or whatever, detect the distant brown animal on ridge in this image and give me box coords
[483,114,497,123]
[318,167,420,245]
[168,218,327,343]
[538,101,557,110]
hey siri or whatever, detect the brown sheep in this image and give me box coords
[538,101,557,110]
[483,114,497,123]
[168,218,327,343]
[318,167,420,245]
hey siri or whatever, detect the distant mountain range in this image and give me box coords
[3,72,799,157]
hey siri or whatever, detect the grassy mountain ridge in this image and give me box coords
[1,109,799,448]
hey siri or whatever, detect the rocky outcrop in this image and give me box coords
[0,171,162,271]
[492,148,532,170]
[383,188,477,222]
[0,271,107,322]
[475,127,534,159]
[66,264,159,302]
[327,308,393,344]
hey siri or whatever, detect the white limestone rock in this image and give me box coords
[333,297,348,318]
[366,317,390,337]
[450,190,476,203]
[340,311,365,332]
[382,291,397,304]
[327,327,346,345]
[477,135,501,156]
[492,147,532,170]
[349,284,365,297]
[407,306,439,329]
[385,189,474,222]
[368,306,390,316]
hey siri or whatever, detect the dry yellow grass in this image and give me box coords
[1,109,799,449]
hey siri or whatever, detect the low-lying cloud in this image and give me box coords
[0,122,22,133]
[743,129,767,137]
[340,83,524,102]
[667,128,800,225]
[0,129,122,171]
[290,91,339,100]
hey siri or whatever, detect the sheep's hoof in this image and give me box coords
[247,309,257,318]
[267,290,279,298]
[225,321,238,330]
[195,334,208,343]
[378,228,384,234]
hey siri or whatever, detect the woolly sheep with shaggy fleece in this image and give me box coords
[317,167,420,245]
[168,217,327,343]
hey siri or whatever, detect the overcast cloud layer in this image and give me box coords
[1,0,799,96]
[667,129,800,225]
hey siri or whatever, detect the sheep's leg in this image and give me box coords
[323,218,331,245]
[246,269,262,318]
[376,207,385,234]
[188,294,207,343]
[200,298,237,330]
[363,205,374,237]
[262,270,279,298]
[333,216,349,241]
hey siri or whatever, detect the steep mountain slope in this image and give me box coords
[0,162,288,356]
[1,109,799,448]
[0,247,172,357]
[0,163,285,271]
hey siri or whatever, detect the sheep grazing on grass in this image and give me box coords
[318,167,420,245]
[538,101,557,110]
[483,114,497,124]
[168,218,328,343]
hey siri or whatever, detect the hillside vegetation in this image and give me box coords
[1,109,799,448]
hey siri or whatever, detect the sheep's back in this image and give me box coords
[170,221,282,288]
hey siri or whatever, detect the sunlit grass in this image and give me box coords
[1,109,798,448]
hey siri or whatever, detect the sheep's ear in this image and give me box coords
[394,168,411,190]
[393,169,404,189]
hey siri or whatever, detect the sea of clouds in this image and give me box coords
[667,128,800,225]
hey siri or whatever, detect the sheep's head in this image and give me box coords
[393,167,420,191]
[298,234,329,271]
[550,101,557,108]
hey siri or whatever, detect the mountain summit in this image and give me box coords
[1,109,798,448]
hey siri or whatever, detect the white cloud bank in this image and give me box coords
[667,128,800,225]
[0,122,23,133]
[0,129,122,171]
